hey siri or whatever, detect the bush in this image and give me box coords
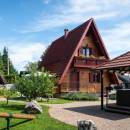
[4,75,16,83]
[0,87,16,104]
[61,92,99,101]
[15,71,56,101]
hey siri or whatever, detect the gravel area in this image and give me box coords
[49,101,130,130]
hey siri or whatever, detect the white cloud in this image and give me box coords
[20,0,130,33]
[43,0,51,4]
[9,42,46,71]
[101,22,130,58]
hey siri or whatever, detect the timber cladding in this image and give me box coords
[82,35,103,57]
[60,68,111,93]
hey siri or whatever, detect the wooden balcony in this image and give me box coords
[74,56,108,68]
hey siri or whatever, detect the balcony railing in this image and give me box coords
[74,56,108,67]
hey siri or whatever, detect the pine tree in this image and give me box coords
[2,47,8,75]
[0,52,4,74]
[2,47,18,75]
[9,60,18,75]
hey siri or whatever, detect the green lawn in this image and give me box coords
[39,98,72,104]
[0,102,76,130]
[10,97,73,104]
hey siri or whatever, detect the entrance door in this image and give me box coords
[70,72,79,91]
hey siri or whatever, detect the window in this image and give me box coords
[89,72,101,83]
[82,47,91,57]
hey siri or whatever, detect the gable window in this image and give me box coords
[82,47,92,57]
[89,72,101,83]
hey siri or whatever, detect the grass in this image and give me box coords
[0,101,76,130]
[39,98,72,104]
[61,92,99,101]
[10,97,73,104]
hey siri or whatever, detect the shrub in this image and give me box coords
[0,87,16,104]
[61,92,99,101]
[15,71,56,101]
[4,75,16,83]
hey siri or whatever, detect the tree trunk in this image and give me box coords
[6,97,9,105]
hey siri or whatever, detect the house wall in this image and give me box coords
[60,68,111,93]
[60,70,70,92]
[75,34,104,57]
[79,70,111,93]
[60,33,111,93]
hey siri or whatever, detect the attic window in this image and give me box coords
[82,47,92,57]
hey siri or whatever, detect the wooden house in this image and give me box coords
[39,18,118,93]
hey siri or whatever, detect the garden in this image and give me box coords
[0,101,76,130]
[0,61,98,130]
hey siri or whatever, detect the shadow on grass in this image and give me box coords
[0,119,33,130]
[0,104,25,111]
[9,97,26,101]
[65,105,130,120]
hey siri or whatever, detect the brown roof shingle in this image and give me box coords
[42,19,91,75]
[98,51,130,69]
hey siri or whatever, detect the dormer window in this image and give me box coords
[82,47,92,57]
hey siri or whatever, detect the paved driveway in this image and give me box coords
[49,101,130,130]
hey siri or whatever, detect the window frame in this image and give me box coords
[89,72,101,83]
[82,47,92,57]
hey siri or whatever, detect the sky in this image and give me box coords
[0,0,130,71]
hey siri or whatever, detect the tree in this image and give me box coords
[38,72,56,101]
[15,70,56,101]
[0,87,16,104]
[1,47,18,83]
[2,47,8,75]
[25,62,38,72]
[41,45,50,61]
[0,52,4,74]
[9,60,18,75]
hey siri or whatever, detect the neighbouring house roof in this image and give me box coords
[97,51,130,70]
[40,18,110,84]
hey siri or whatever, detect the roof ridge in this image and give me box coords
[51,18,93,44]
[111,51,130,61]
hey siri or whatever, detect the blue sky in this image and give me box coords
[0,0,130,71]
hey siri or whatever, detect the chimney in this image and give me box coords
[64,28,69,38]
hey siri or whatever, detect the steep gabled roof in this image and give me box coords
[98,51,130,69]
[41,18,109,84]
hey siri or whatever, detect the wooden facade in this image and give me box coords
[60,32,112,93]
[40,18,118,93]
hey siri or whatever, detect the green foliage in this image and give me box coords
[0,102,76,130]
[25,62,38,72]
[39,98,72,104]
[0,87,16,104]
[15,71,56,101]
[41,45,50,59]
[0,52,4,74]
[2,47,8,75]
[4,75,16,83]
[0,47,18,78]
[61,92,99,101]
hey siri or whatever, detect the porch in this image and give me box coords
[97,51,130,114]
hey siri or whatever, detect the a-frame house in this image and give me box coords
[39,18,118,93]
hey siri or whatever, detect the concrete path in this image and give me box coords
[49,101,130,130]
